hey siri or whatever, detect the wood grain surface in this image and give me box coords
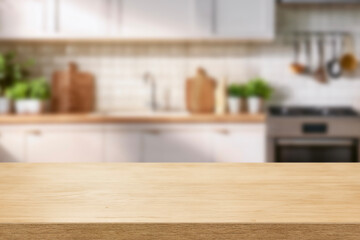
[1,224,360,240]
[0,113,266,124]
[52,63,95,113]
[186,68,216,114]
[1,163,360,239]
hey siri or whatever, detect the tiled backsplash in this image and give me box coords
[2,6,360,111]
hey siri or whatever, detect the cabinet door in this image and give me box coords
[26,126,103,163]
[0,128,25,162]
[213,125,266,163]
[191,0,214,37]
[215,0,275,39]
[104,131,142,162]
[142,130,213,162]
[0,0,50,37]
[121,0,212,38]
[57,0,111,36]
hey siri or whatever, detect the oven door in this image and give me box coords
[275,139,358,162]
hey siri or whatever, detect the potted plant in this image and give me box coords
[227,83,246,114]
[6,78,50,114]
[28,78,51,114]
[246,78,273,114]
[0,52,34,114]
[6,82,29,114]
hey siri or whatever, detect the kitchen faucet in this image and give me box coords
[143,72,157,111]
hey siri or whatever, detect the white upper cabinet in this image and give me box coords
[215,0,275,40]
[57,0,112,36]
[0,0,275,40]
[0,0,52,37]
[192,0,214,37]
[121,0,213,38]
[121,0,275,40]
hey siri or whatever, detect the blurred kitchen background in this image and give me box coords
[1,0,360,163]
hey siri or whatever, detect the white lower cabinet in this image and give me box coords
[142,129,213,163]
[0,127,25,162]
[104,127,142,162]
[0,123,266,163]
[25,125,103,163]
[212,125,266,163]
[140,124,266,163]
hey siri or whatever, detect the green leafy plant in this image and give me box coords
[0,51,35,95]
[5,82,29,100]
[29,78,51,100]
[227,84,247,98]
[5,78,50,101]
[246,78,273,100]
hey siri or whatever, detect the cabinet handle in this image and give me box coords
[27,130,42,136]
[146,130,161,135]
[217,129,230,135]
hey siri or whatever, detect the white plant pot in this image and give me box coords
[227,97,240,114]
[27,99,44,114]
[0,97,10,114]
[15,100,29,114]
[247,97,262,114]
[15,99,44,115]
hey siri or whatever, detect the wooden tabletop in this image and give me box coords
[1,163,360,239]
[0,113,266,124]
[1,163,360,223]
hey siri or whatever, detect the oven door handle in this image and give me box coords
[277,139,354,147]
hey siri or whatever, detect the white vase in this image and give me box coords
[227,97,240,114]
[15,99,44,115]
[0,97,10,114]
[247,97,262,114]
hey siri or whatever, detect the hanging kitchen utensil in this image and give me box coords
[341,34,358,73]
[327,35,342,79]
[302,37,312,75]
[314,36,327,84]
[290,40,305,74]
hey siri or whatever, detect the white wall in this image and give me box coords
[2,6,360,111]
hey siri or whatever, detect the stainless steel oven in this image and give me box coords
[267,106,360,163]
[275,138,358,162]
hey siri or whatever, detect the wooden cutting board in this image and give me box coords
[186,68,216,114]
[52,63,95,113]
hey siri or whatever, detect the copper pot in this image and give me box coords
[340,35,358,73]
